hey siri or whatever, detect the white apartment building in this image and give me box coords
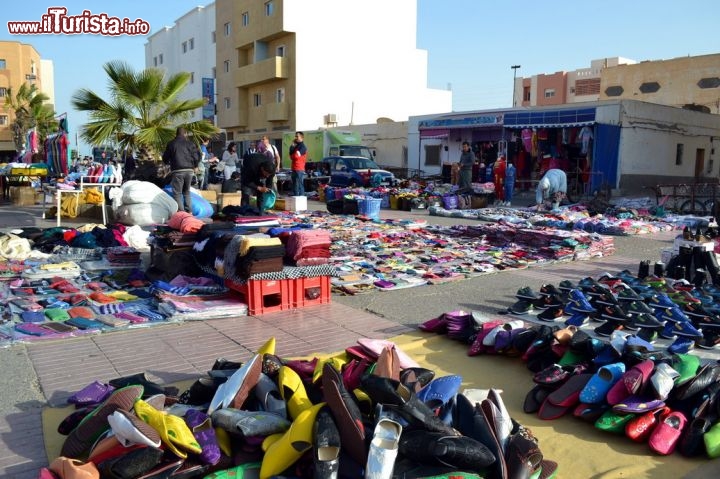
[215,0,452,146]
[144,3,217,124]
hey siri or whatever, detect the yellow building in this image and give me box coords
[600,53,720,113]
[0,41,54,159]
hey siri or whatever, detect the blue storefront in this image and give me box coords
[502,106,620,194]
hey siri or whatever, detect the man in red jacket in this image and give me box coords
[289,131,307,196]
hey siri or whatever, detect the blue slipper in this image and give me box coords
[416,375,463,410]
[579,362,626,404]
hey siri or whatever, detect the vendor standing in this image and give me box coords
[536,168,567,211]
[162,127,200,213]
[458,141,475,191]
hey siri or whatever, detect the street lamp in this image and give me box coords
[511,65,521,107]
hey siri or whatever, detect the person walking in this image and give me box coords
[198,138,211,190]
[222,142,239,181]
[458,141,475,191]
[289,131,307,196]
[162,127,200,213]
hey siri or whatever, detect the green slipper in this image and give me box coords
[557,349,585,367]
[203,461,261,478]
[672,353,700,385]
[594,410,636,434]
[704,421,720,459]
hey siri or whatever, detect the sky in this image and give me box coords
[2,0,719,155]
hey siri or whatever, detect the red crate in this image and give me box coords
[291,275,332,308]
[225,278,290,315]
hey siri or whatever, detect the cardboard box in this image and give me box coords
[207,183,222,195]
[9,186,37,206]
[285,196,307,212]
[218,192,242,208]
[198,190,217,204]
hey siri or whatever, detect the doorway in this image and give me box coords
[695,148,705,180]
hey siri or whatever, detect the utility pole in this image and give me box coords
[511,65,521,107]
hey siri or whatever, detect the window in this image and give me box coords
[211,31,216,43]
[0,115,7,126]
[212,67,216,79]
[698,77,720,89]
[253,93,262,107]
[190,72,194,84]
[189,38,194,50]
[153,56,157,67]
[676,143,684,166]
[276,45,286,57]
[224,22,231,36]
[276,88,285,103]
[265,1,274,16]
[182,41,187,53]
[0,59,6,69]
[0,88,6,97]
[159,54,163,64]
[223,60,230,73]
[424,145,441,166]
[544,88,555,98]
[523,87,530,101]
[242,12,249,26]
[224,97,230,109]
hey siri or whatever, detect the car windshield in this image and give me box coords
[346,158,379,169]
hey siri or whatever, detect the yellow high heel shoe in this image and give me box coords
[257,337,276,356]
[312,352,349,384]
[134,399,201,459]
[278,365,313,420]
[260,402,325,479]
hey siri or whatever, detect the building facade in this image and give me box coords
[408,100,720,195]
[600,53,720,113]
[0,41,55,159]
[516,57,637,108]
[214,0,452,155]
[144,3,217,124]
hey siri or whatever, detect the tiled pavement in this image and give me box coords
[0,303,413,478]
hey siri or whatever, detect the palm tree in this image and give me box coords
[71,60,219,162]
[4,83,55,154]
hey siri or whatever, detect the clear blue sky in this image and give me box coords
[2,0,719,155]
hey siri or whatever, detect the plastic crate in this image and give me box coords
[225,278,290,315]
[291,275,331,308]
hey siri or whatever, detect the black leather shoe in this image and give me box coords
[398,429,495,471]
[673,363,720,401]
[313,407,341,479]
[360,375,457,436]
[679,417,711,457]
[322,363,367,466]
[452,394,504,479]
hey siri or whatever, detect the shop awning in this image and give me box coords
[419,113,504,130]
[503,107,596,129]
[419,128,449,139]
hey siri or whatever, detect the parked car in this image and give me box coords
[321,156,398,187]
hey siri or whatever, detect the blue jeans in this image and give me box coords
[291,170,305,196]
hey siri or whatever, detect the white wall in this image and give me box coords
[39,59,55,108]
[614,101,720,182]
[285,0,451,131]
[144,4,216,123]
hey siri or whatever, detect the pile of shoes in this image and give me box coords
[502,265,720,352]
[45,337,558,479]
[420,308,720,459]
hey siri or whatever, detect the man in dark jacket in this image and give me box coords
[163,127,200,213]
[241,152,275,213]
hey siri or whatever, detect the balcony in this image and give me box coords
[235,56,288,88]
[266,101,289,122]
